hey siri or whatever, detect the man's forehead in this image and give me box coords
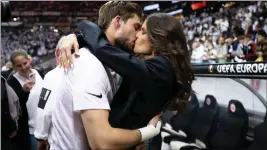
[127,14,142,25]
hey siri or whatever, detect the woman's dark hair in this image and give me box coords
[146,13,195,112]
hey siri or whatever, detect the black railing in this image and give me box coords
[193,61,267,79]
[193,61,267,109]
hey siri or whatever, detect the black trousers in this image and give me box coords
[2,137,17,150]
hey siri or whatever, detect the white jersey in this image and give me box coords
[27,69,44,135]
[49,48,118,150]
[34,66,64,142]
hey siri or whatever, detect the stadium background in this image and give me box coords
[1,1,266,149]
[1,0,266,115]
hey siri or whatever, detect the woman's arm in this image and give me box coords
[75,20,172,92]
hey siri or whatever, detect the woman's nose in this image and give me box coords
[22,65,27,70]
[136,31,141,38]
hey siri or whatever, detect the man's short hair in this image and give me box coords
[98,1,143,30]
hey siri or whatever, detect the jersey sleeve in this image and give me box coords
[34,72,58,140]
[34,99,54,140]
[72,82,110,111]
[72,48,111,112]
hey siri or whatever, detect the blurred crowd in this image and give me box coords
[2,2,267,73]
[1,28,62,66]
[181,2,267,63]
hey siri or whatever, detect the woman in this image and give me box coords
[57,13,194,147]
[216,36,228,63]
[255,30,267,61]
[7,49,43,150]
[204,37,218,64]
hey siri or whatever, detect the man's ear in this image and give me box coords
[114,15,122,29]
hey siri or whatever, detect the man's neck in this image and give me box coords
[104,28,116,47]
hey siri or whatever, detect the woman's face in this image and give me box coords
[13,55,32,77]
[134,20,154,55]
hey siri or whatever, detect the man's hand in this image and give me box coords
[37,140,49,150]
[135,142,146,150]
[55,34,80,70]
[138,112,162,142]
[148,112,162,127]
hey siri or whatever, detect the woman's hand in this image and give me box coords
[22,80,35,92]
[55,34,80,70]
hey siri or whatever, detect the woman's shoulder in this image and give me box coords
[7,73,16,82]
[7,74,19,88]
[146,55,174,84]
[147,55,172,68]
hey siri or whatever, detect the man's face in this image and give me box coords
[115,14,141,52]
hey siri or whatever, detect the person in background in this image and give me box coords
[216,36,228,63]
[191,38,206,63]
[242,34,257,61]
[204,37,217,63]
[34,65,64,150]
[233,36,246,62]
[1,61,14,79]
[7,49,43,150]
[255,30,267,61]
[1,76,20,150]
[250,30,266,91]
[34,38,66,150]
[226,35,237,62]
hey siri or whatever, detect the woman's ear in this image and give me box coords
[28,55,33,64]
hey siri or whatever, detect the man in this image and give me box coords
[34,34,68,150]
[255,30,267,61]
[57,1,174,149]
[48,2,161,150]
[34,65,64,150]
[242,34,257,61]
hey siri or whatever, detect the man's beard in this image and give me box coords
[115,38,134,53]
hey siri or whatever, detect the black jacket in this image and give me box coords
[1,76,17,138]
[76,20,175,129]
[7,75,31,150]
[1,68,13,79]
